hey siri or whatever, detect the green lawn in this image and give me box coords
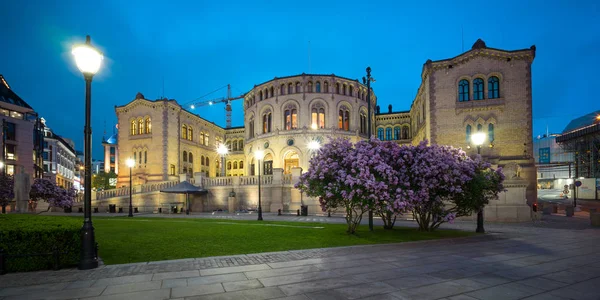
[85,217,473,265]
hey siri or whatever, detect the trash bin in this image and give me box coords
[301,205,308,216]
[565,205,574,217]
[109,204,116,213]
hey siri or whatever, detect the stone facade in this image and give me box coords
[111,39,536,221]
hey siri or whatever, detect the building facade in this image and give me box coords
[42,121,77,189]
[113,39,537,218]
[0,75,44,178]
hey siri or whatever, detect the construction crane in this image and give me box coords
[189,84,245,128]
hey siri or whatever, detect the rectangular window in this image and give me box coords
[110,147,115,154]
[6,144,15,160]
[110,156,115,163]
[5,122,16,140]
[6,164,14,175]
[170,164,175,175]
[43,152,48,160]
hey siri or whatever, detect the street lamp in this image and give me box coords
[307,140,320,152]
[126,158,135,217]
[471,132,486,233]
[217,143,228,177]
[255,149,264,221]
[363,66,375,231]
[72,35,103,270]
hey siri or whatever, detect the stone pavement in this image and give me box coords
[1,216,599,299]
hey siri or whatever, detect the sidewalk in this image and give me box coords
[1,217,599,299]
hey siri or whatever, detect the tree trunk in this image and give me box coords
[1,205,5,214]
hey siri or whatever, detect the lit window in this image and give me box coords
[145,117,151,134]
[284,104,298,130]
[182,125,187,139]
[338,106,350,131]
[131,120,137,135]
[138,119,144,135]
[263,110,272,133]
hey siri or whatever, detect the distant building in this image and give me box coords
[102,131,118,174]
[42,121,77,189]
[0,74,44,178]
[533,134,574,180]
[556,110,600,178]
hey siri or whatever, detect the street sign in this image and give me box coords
[575,180,582,187]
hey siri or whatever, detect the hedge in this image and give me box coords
[0,214,81,272]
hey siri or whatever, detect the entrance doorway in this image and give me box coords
[263,154,273,175]
[284,151,299,174]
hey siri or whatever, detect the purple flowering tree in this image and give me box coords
[296,138,370,233]
[30,178,75,211]
[0,173,14,214]
[406,142,477,231]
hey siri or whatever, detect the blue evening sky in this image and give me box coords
[1,0,598,159]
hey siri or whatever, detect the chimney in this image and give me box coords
[376,105,380,114]
[388,105,392,113]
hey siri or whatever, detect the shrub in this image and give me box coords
[0,215,81,272]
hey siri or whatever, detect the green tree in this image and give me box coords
[92,172,117,190]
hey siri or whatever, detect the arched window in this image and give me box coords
[200,132,205,145]
[288,83,293,94]
[284,104,298,130]
[144,151,147,164]
[295,82,301,93]
[377,128,384,140]
[139,151,142,164]
[316,81,321,93]
[226,141,231,150]
[466,125,472,143]
[206,159,209,167]
[227,161,231,170]
[280,84,285,95]
[335,83,340,94]
[402,126,409,140]
[145,117,151,134]
[131,120,137,135]
[262,110,272,133]
[182,125,187,139]
[488,76,500,99]
[259,90,263,101]
[488,123,495,142]
[360,111,367,134]
[188,153,193,163]
[133,151,136,162]
[307,81,313,92]
[233,140,238,151]
[249,118,255,138]
[201,155,205,166]
[324,81,329,93]
[342,84,347,95]
[349,85,353,96]
[239,140,244,149]
[458,79,470,102]
[394,127,401,140]
[204,133,209,146]
[473,78,484,100]
[338,106,350,131]
[183,167,187,174]
[477,124,483,132]
[270,87,274,98]
[358,90,362,100]
[183,151,188,162]
[311,103,325,129]
[239,161,243,169]
[233,161,238,169]
[138,119,144,135]
[386,128,392,140]
[188,126,193,141]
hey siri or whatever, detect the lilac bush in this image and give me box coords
[30,178,75,210]
[0,173,14,214]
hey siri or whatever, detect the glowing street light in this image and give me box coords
[217,143,228,177]
[126,158,135,217]
[311,123,318,130]
[72,35,103,270]
[470,131,487,234]
[307,140,320,151]
[255,149,265,221]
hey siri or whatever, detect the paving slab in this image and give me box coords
[170,282,224,298]
[199,264,271,276]
[102,280,162,295]
[82,288,171,300]
[187,273,248,286]
[151,270,200,281]
[465,282,544,300]
[222,279,264,292]
[186,286,286,300]
[332,281,398,299]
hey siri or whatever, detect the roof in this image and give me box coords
[45,131,77,155]
[561,110,600,134]
[0,74,33,109]
[251,73,370,90]
[426,39,535,65]
[103,133,118,145]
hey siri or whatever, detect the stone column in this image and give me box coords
[194,172,205,188]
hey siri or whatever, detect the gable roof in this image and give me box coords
[0,75,33,109]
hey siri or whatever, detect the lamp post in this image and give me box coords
[255,149,264,221]
[363,67,375,231]
[471,132,487,233]
[217,144,228,177]
[126,158,135,217]
[72,35,103,270]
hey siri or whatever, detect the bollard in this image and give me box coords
[0,248,6,275]
[278,209,281,216]
[328,212,331,217]
[158,207,162,213]
[297,209,300,216]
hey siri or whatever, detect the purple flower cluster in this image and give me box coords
[296,138,506,232]
[0,173,15,209]
[30,178,76,209]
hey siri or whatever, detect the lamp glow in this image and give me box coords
[0,161,4,169]
[311,123,318,130]
[217,144,229,155]
[255,150,265,160]
[471,132,486,146]
[72,43,103,75]
[126,158,135,168]
[307,140,321,150]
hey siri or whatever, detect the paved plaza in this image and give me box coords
[1,214,599,300]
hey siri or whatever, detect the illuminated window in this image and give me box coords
[338,106,350,131]
[488,76,500,99]
[131,120,137,135]
[311,104,326,129]
[170,164,175,175]
[262,110,272,133]
[200,132,205,145]
[145,117,151,134]
[138,119,144,135]
[473,78,484,100]
[182,125,187,139]
[284,104,298,130]
[459,79,470,102]
[204,133,209,146]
